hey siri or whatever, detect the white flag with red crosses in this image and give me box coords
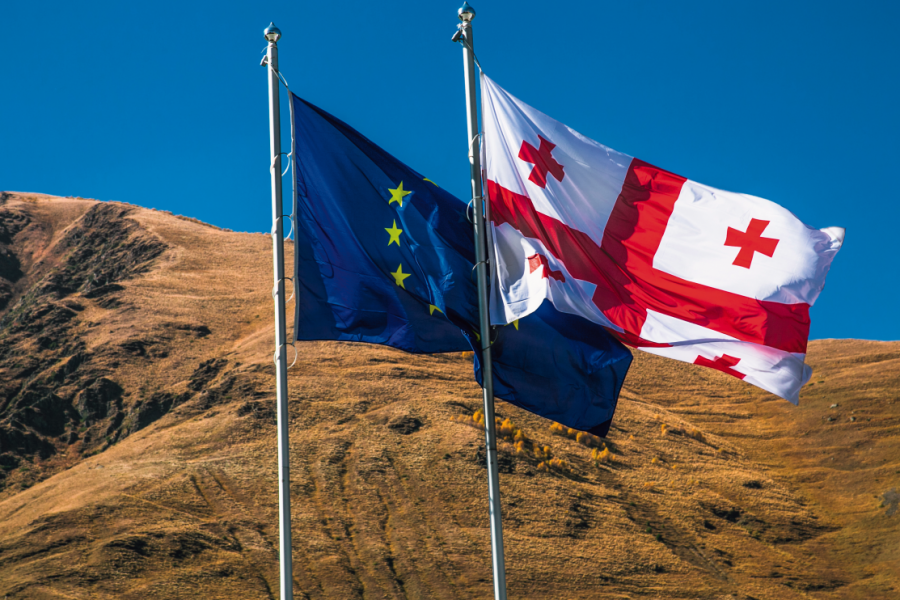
[481,74,844,403]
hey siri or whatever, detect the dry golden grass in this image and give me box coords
[0,193,897,599]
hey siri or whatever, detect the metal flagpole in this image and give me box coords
[455,4,508,599]
[263,22,294,600]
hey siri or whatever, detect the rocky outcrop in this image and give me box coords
[0,206,29,311]
[0,202,171,490]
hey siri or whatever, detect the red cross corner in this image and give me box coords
[518,136,565,188]
[694,354,746,380]
[724,218,779,268]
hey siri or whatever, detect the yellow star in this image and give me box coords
[429,304,444,315]
[391,264,411,289]
[388,182,412,207]
[511,320,519,330]
[424,178,439,187]
[385,220,403,246]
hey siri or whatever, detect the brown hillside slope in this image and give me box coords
[0,192,897,599]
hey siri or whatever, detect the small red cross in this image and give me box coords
[528,253,565,282]
[518,136,565,188]
[694,354,746,380]
[724,219,779,268]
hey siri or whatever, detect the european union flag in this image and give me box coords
[291,93,632,435]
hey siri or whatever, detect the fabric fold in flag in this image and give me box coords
[480,74,844,404]
[468,301,631,436]
[291,93,633,433]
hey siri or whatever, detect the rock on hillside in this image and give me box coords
[0,193,272,495]
[0,192,897,600]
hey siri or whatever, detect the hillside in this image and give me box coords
[0,192,897,599]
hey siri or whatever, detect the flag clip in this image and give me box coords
[274,342,298,369]
[272,277,295,303]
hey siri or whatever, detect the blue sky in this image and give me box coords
[1,1,897,341]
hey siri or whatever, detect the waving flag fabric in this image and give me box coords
[291,93,632,434]
[481,75,844,403]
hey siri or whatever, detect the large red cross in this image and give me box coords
[486,158,811,354]
[724,219,780,268]
[527,253,565,282]
[518,136,565,188]
[693,354,746,379]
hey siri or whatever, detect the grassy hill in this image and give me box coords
[0,192,897,599]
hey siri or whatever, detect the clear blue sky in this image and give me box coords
[1,1,897,341]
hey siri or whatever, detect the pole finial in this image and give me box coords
[458,2,476,22]
[264,22,282,43]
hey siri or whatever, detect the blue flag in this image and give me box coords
[291,93,632,435]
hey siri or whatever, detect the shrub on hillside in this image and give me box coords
[549,457,568,470]
[591,445,614,464]
[453,411,543,453]
[538,457,569,472]
[533,444,552,460]
[498,417,517,439]
[453,411,567,467]
[550,422,602,447]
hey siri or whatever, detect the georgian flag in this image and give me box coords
[481,74,844,403]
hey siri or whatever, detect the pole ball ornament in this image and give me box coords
[458,2,476,22]
[264,22,282,43]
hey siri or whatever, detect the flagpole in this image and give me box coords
[263,22,294,600]
[455,4,508,599]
